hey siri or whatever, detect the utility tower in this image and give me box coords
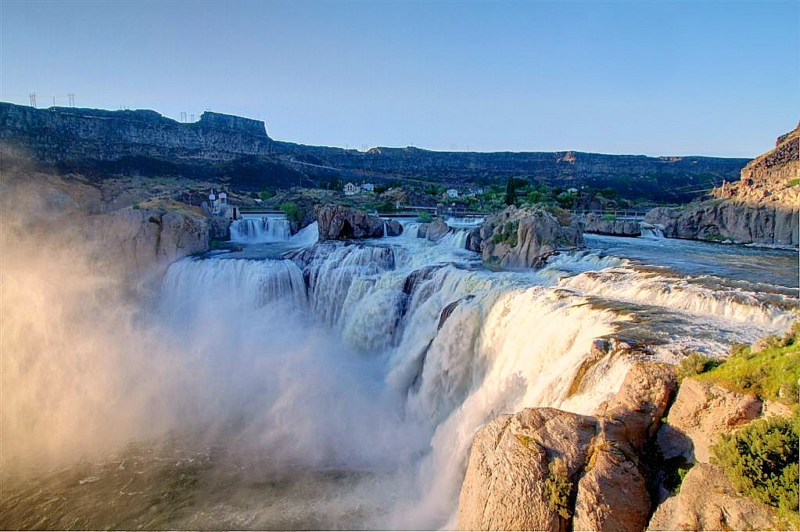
[68,94,75,107]
[28,93,36,108]
[180,111,187,123]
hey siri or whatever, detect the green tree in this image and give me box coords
[280,202,301,223]
[505,177,518,206]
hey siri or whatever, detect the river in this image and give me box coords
[2,222,796,529]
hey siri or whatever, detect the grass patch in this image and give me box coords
[695,338,800,405]
[417,211,433,223]
[676,352,721,383]
[788,178,799,187]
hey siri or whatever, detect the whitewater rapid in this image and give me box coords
[5,220,796,530]
[155,223,798,528]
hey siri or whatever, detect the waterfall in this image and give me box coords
[640,222,665,238]
[437,228,470,249]
[124,237,800,528]
[230,216,291,243]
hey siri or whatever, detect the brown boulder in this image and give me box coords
[458,408,596,532]
[647,464,777,531]
[425,217,452,241]
[656,378,762,463]
[479,206,584,269]
[314,204,389,240]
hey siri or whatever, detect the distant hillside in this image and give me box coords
[0,102,749,202]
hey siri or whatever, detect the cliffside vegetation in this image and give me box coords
[678,322,800,525]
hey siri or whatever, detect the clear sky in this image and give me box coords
[2,1,798,157]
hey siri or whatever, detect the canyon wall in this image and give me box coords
[1,102,747,202]
[646,123,799,247]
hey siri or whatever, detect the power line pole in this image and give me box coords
[180,111,187,123]
[52,96,56,107]
[28,93,36,108]
[68,94,75,107]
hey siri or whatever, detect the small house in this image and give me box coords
[344,182,359,196]
[446,188,459,198]
[361,183,375,193]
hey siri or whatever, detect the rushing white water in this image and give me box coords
[6,212,797,530]
[640,222,665,239]
[230,215,291,243]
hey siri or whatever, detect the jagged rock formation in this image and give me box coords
[645,123,799,247]
[478,206,584,268]
[583,213,642,237]
[1,102,749,202]
[458,362,677,532]
[314,204,401,240]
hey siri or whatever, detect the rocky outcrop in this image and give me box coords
[648,464,777,531]
[425,218,451,241]
[478,206,584,269]
[645,201,799,247]
[583,213,642,237]
[85,205,209,282]
[656,378,762,463]
[458,362,677,531]
[466,227,482,252]
[644,123,800,247]
[314,204,401,240]
[458,408,596,532]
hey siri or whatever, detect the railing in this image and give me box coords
[570,210,650,221]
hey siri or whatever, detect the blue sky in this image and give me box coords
[2,1,798,157]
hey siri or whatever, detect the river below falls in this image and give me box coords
[2,228,797,530]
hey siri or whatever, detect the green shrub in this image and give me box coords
[676,353,719,383]
[417,211,433,223]
[132,203,140,210]
[788,178,800,187]
[279,202,301,223]
[544,458,572,519]
[259,189,275,201]
[711,414,799,516]
[601,213,616,221]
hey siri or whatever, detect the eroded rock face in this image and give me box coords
[644,124,800,248]
[85,206,209,282]
[656,378,762,463]
[458,408,596,532]
[647,464,777,531]
[425,218,451,241]
[479,206,584,269]
[458,362,676,532]
[583,213,642,237]
[645,202,799,247]
[314,204,402,240]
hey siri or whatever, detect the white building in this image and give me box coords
[361,183,375,193]
[208,189,220,215]
[344,182,359,196]
[446,188,459,198]
[567,187,579,194]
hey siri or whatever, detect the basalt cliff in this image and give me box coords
[646,123,799,247]
[1,102,748,203]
